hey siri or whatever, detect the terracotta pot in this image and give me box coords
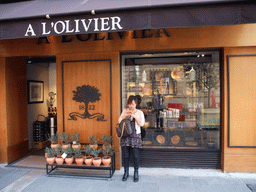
[51,143,59,149]
[65,157,74,165]
[72,143,81,149]
[89,144,98,150]
[56,157,64,165]
[93,157,102,167]
[62,144,69,150]
[75,157,84,165]
[85,156,93,166]
[46,157,55,164]
[102,156,111,166]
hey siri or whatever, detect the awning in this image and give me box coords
[1,0,256,40]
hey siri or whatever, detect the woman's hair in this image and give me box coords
[127,95,136,105]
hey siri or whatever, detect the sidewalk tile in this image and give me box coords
[140,175,158,183]
[210,183,229,192]
[178,176,192,183]
[179,183,196,192]
[125,186,142,192]
[235,185,253,192]
[141,182,159,192]
[160,186,181,192]
[195,186,224,192]
[107,180,128,188]
[207,177,227,184]
[87,185,107,192]
[106,186,128,192]
[0,168,31,191]
[192,178,210,187]
[242,178,256,185]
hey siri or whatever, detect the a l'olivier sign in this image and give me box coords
[24,16,123,37]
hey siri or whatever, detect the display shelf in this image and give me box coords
[142,128,202,147]
[46,153,115,179]
[199,125,219,129]
[142,127,219,149]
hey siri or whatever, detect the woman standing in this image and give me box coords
[118,95,145,182]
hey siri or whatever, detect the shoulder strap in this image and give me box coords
[120,122,126,138]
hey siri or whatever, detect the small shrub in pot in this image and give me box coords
[71,133,81,149]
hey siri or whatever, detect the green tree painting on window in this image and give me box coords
[68,85,106,121]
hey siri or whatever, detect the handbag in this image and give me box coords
[141,127,146,139]
[116,118,133,138]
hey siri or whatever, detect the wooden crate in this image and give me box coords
[33,140,50,149]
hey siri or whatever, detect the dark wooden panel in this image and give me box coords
[124,148,221,169]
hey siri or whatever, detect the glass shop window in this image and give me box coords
[121,51,220,150]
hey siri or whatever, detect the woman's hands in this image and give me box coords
[118,108,144,127]
[126,109,138,118]
[129,112,136,118]
[120,109,132,120]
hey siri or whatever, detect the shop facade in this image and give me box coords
[1,1,256,172]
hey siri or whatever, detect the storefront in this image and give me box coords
[121,51,221,168]
[1,0,256,172]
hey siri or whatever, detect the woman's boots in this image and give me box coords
[122,167,129,181]
[134,168,139,182]
[122,167,139,182]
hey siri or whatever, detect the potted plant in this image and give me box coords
[63,145,74,165]
[91,148,102,167]
[84,145,93,166]
[49,133,59,149]
[89,134,98,149]
[101,134,112,151]
[71,133,81,149]
[101,144,114,166]
[59,132,70,150]
[74,148,84,165]
[55,145,64,165]
[45,147,56,164]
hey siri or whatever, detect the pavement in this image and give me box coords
[1,164,256,192]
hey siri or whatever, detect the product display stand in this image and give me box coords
[46,153,115,179]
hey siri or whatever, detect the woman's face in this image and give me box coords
[128,100,136,110]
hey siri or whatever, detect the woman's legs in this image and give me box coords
[132,148,140,182]
[122,146,130,181]
[122,146,140,182]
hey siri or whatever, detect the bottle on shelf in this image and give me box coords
[142,70,147,82]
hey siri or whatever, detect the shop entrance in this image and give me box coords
[6,56,56,168]
[27,57,57,153]
[121,51,221,169]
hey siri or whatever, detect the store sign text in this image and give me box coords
[25,16,123,37]
[37,29,171,44]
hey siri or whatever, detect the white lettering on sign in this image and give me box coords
[65,20,74,33]
[101,17,110,31]
[94,18,99,32]
[42,22,50,35]
[25,24,36,36]
[111,16,123,30]
[81,19,92,31]
[24,16,123,37]
[74,19,80,32]
[54,21,65,34]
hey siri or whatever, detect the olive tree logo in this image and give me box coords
[68,85,106,121]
